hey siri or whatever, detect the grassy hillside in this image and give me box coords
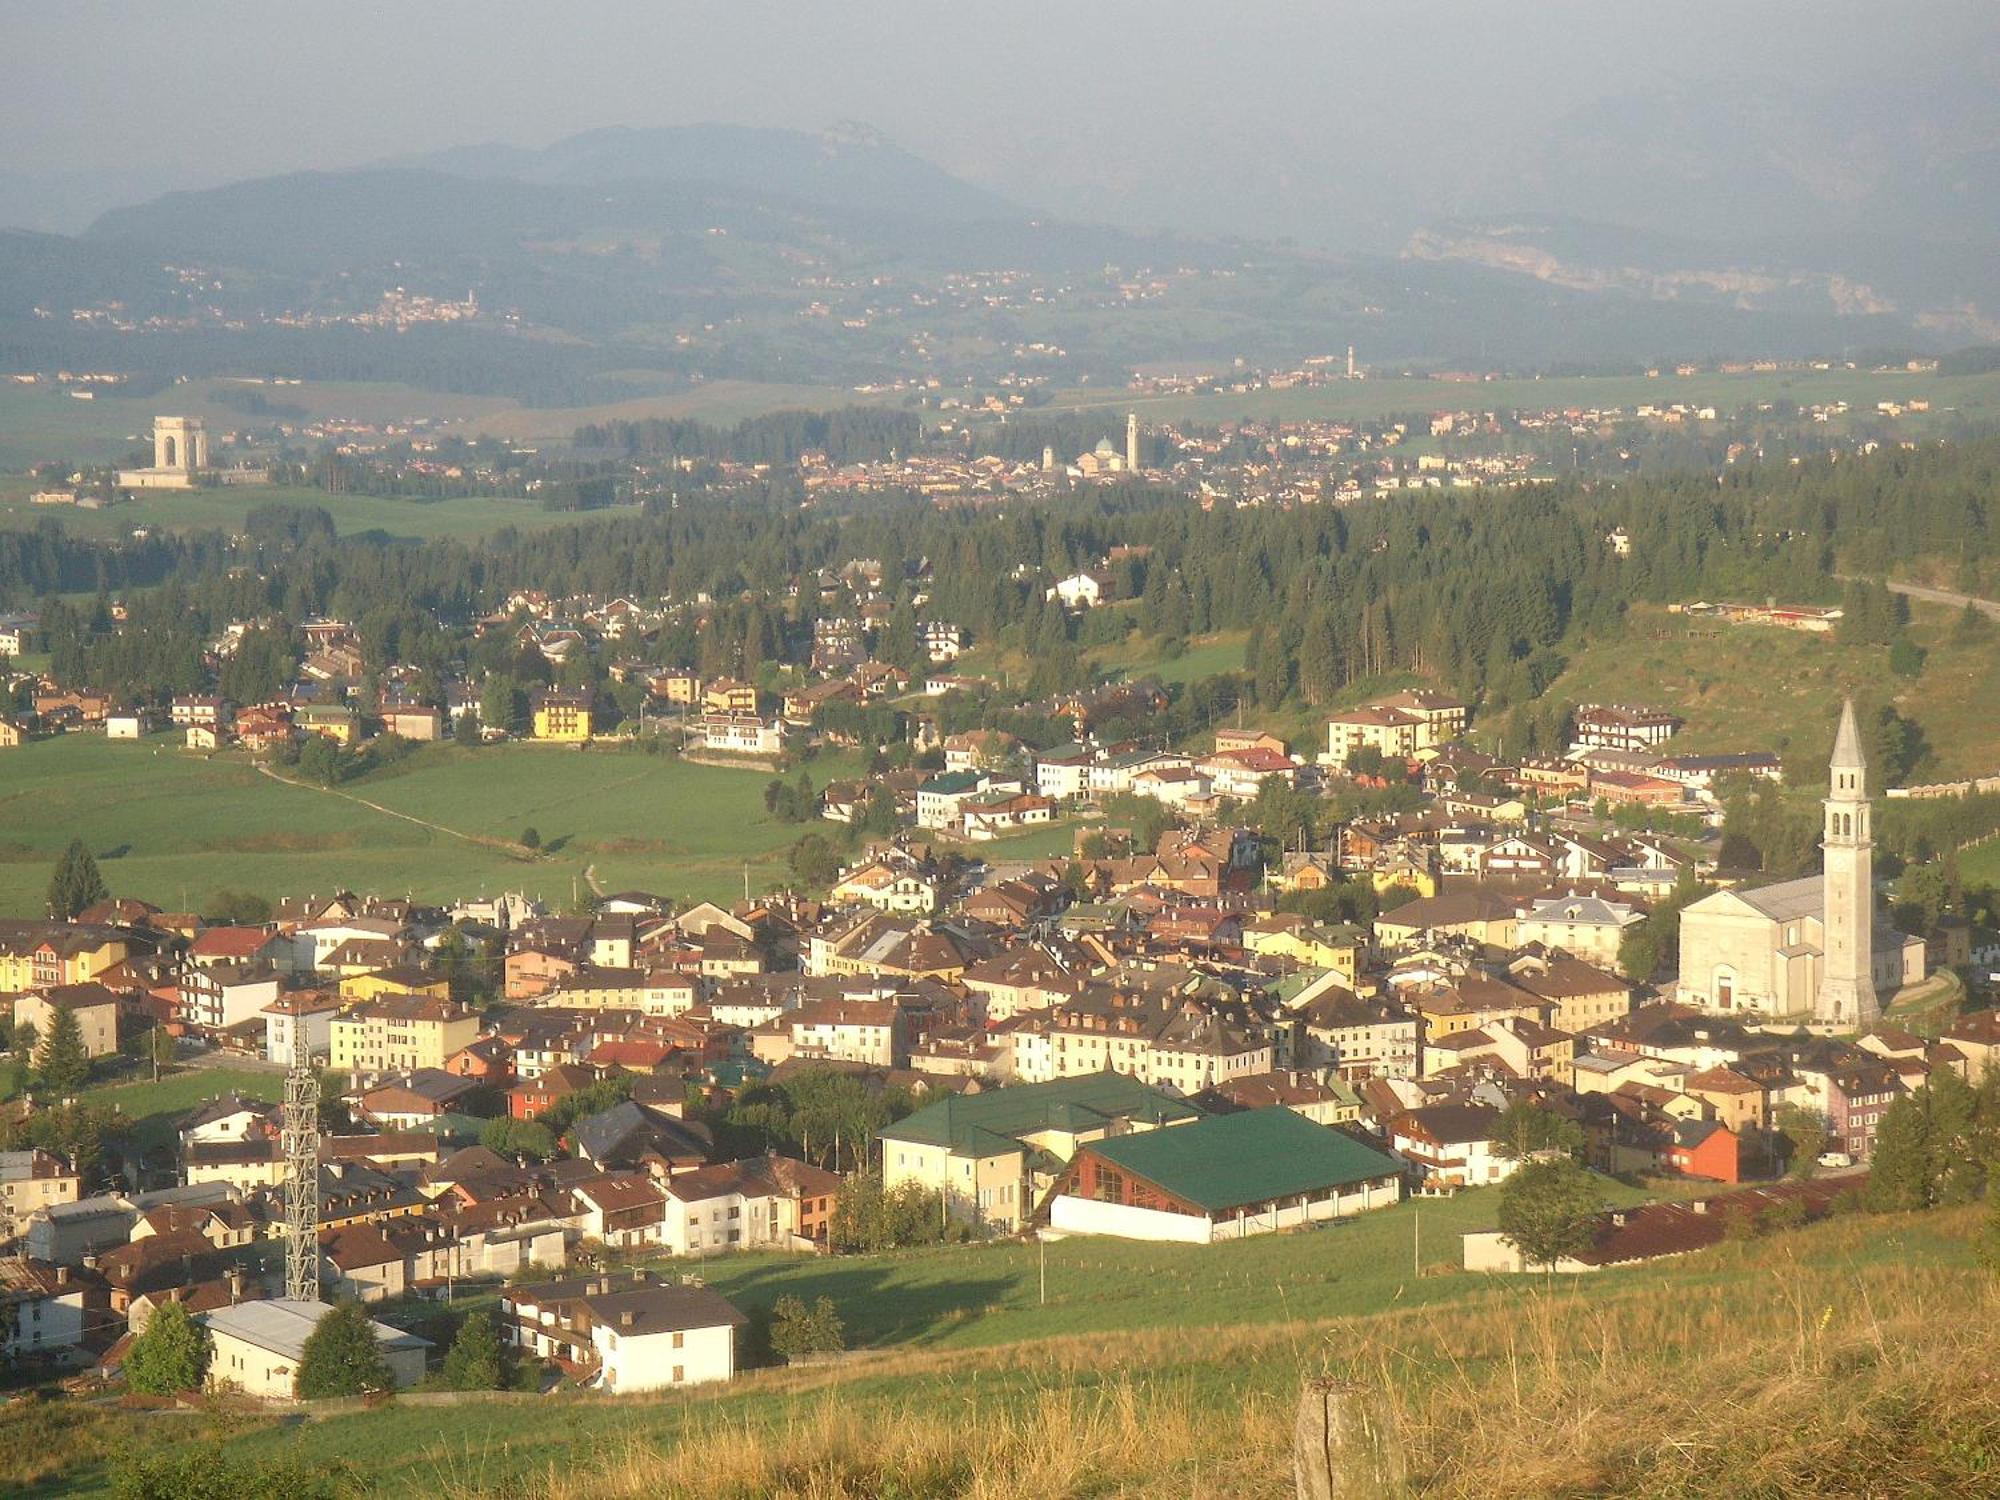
[17,1201,1990,1497]
[1489,599,2000,782]
[0,737,859,916]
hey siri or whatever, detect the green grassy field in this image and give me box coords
[75,1066,283,1156]
[1961,837,2000,895]
[0,482,644,544]
[25,1195,1985,1499]
[1047,366,2000,428]
[1488,598,2000,782]
[475,380,879,444]
[0,736,860,915]
[1086,629,1249,688]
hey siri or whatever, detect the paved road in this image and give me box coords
[1840,575,2000,620]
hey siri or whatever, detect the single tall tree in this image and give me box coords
[1865,1095,1936,1213]
[1497,1157,1603,1276]
[293,1301,394,1399]
[440,1310,504,1390]
[125,1299,211,1395]
[45,838,108,921]
[35,1003,91,1095]
[1774,1104,1829,1180]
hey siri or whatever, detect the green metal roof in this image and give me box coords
[1081,1107,1402,1214]
[880,1071,1201,1158]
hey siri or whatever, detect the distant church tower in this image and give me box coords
[1125,412,1139,473]
[1816,698,1877,1028]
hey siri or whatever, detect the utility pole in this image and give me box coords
[1412,1201,1421,1276]
[1039,1234,1047,1307]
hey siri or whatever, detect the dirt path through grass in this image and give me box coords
[255,764,535,859]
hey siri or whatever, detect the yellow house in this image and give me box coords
[532,690,592,742]
[1242,919,1367,985]
[338,965,452,1006]
[0,926,133,993]
[654,669,702,706]
[702,678,759,715]
[1369,857,1439,900]
[294,705,360,745]
[1410,974,1549,1044]
[329,994,479,1077]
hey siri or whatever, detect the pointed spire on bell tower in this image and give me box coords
[1829,697,1865,787]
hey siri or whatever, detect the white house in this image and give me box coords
[659,1155,842,1257]
[1046,571,1113,609]
[502,1272,747,1392]
[262,991,343,1067]
[0,1259,93,1364]
[690,713,784,757]
[203,1298,429,1400]
[105,709,151,741]
[570,1174,668,1249]
[1033,743,1097,801]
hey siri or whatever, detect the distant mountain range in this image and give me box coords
[383,122,1020,224]
[0,120,1985,404]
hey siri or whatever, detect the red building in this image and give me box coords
[1665,1119,1740,1184]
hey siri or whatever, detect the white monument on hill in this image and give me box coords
[118,416,209,490]
[1674,698,1924,1027]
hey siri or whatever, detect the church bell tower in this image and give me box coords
[1816,698,1876,1028]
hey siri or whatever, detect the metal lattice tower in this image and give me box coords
[282,1060,321,1302]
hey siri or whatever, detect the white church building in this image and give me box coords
[1676,700,1925,1028]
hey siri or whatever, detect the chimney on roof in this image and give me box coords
[1609,1212,1626,1228]
[1691,1199,1708,1215]
[55,1264,69,1286]
[619,1309,635,1328]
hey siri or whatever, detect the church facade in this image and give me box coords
[1676,700,1925,1027]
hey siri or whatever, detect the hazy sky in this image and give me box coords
[4,1,1997,240]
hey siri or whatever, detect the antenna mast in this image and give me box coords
[282,1055,321,1302]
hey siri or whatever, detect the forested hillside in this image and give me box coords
[13,438,1998,718]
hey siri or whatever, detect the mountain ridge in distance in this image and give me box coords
[377,121,1021,226]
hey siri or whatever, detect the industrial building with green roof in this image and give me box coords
[877,1071,1203,1236]
[1046,1106,1405,1243]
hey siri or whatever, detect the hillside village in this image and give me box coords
[2,603,1994,1402]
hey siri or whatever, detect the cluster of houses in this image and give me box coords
[1,653,1984,1401]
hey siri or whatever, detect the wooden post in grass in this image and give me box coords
[1293,1377,1404,1500]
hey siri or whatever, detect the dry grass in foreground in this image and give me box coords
[443,1207,1997,1500]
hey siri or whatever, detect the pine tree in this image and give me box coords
[440,1310,504,1390]
[294,1301,394,1399]
[1865,1095,1935,1212]
[45,838,108,922]
[126,1299,211,1395]
[35,1003,91,1095]
[1297,609,1341,707]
